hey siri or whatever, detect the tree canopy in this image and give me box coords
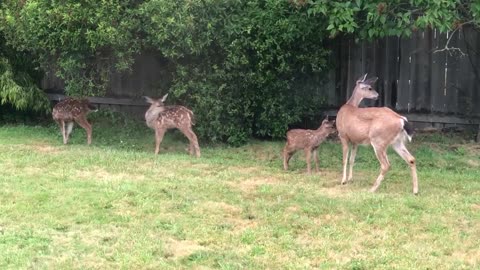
[0,0,478,143]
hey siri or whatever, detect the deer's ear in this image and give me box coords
[144,96,155,104]
[365,76,378,85]
[161,93,169,102]
[356,73,368,84]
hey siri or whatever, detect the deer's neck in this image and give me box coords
[145,106,165,128]
[314,127,330,138]
[346,91,363,107]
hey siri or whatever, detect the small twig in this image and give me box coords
[433,20,474,57]
[434,46,466,57]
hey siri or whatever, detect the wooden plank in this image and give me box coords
[47,94,148,106]
[405,113,480,124]
[373,38,386,107]
[458,27,480,115]
[470,27,480,115]
[456,27,473,116]
[413,29,432,112]
[397,36,411,111]
[363,41,377,107]
[403,32,421,112]
[430,28,448,113]
[346,39,364,100]
[446,30,460,114]
[324,108,480,125]
[383,36,400,108]
[337,38,351,104]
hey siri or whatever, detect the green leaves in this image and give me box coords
[308,0,479,39]
[0,0,141,96]
[0,57,49,112]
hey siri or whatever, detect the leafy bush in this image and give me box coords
[0,0,140,96]
[139,0,331,144]
[0,35,49,113]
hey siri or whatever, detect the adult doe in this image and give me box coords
[144,94,201,157]
[336,74,418,194]
[52,98,97,145]
[283,117,336,173]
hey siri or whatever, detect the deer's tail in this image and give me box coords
[401,117,413,142]
[87,103,98,112]
[187,109,196,125]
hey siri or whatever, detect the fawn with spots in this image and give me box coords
[336,74,418,194]
[144,94,201,157]
[283,117,336,173]
[52,98,97,145]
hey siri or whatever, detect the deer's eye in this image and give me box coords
[368,87,372,90]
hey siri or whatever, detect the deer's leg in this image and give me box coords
[154,128,166,155]
[283,146,291,170]
[187,143,195,155]
[75,116,92,145]
[283,145,295,171]
[59,120,67,144]
[392,140,419,195]
[340,137,350,184]
[181,127,201,158]
[313,148,319,173]
[304,148,312,174]
[347,144,358,182]
[370,144,390,193]
[66,122,74,143]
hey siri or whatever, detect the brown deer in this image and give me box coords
[283,117,336,173]
[144,94,201,157]
[336,74,418,194]
[52,98,97,145]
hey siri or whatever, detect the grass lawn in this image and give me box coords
[0,112,479,269]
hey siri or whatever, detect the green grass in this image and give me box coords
[0,112,479,269]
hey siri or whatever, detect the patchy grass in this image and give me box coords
[0,113,479,269]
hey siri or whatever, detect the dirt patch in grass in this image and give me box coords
[32,144,62,154]
[196,201,259,235]
[23,166,47,176]
[230,166,264,175]
[471,204,480,211]
[452,249,480,267]
[75,167,145,182]
[200,201,242,216]
[466,159,480,167]
[47,226,122,268]
[165,238,206,259]
[224,216,259,235]
[228,176,282,193]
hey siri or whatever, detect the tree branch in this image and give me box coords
[433,20,474,56]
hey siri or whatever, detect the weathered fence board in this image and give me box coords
[47,94,147,106]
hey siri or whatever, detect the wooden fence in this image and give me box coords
[331,26,480,117]
[43,27,480,129]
